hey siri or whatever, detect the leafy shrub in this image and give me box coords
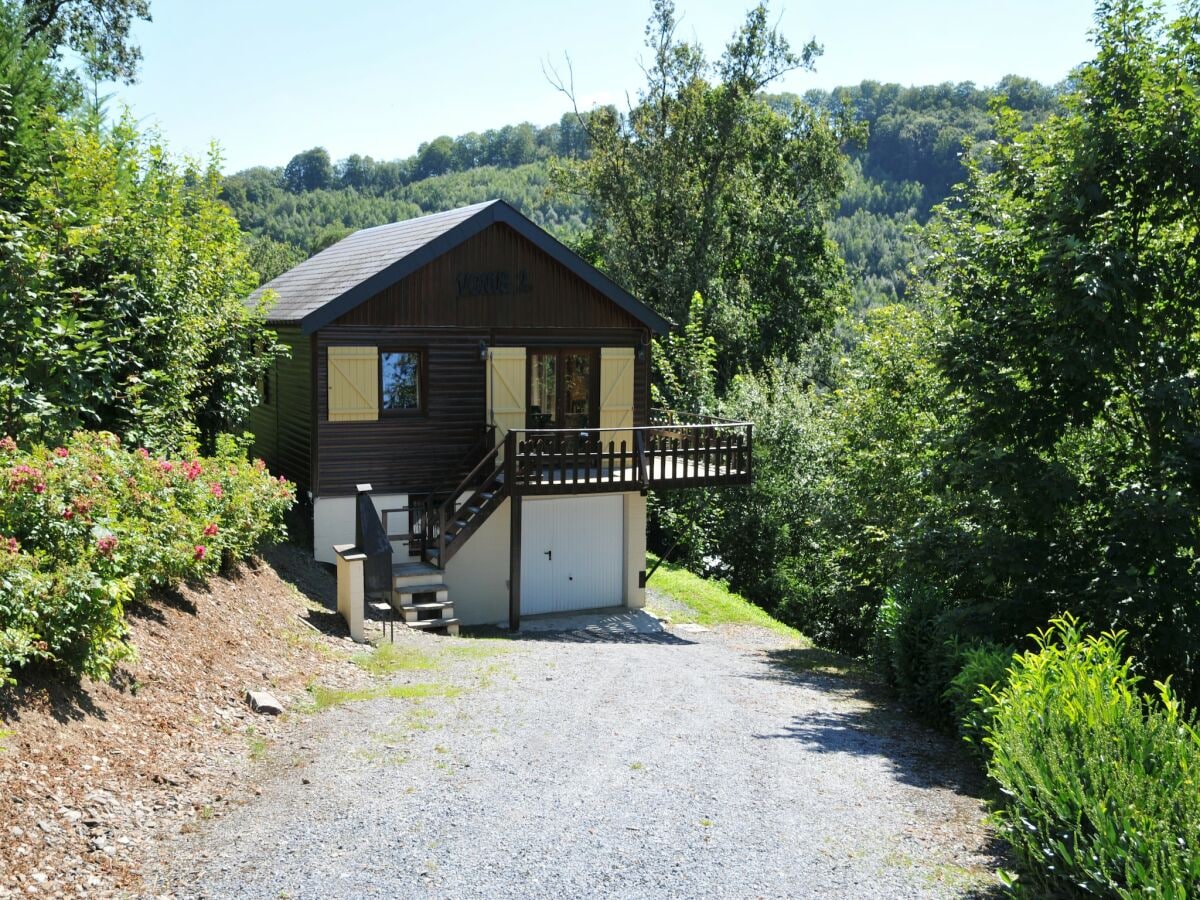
[0,431,294,684]
[984,615,1200,898]
[877,579,962,721]
[944,640,1012,762]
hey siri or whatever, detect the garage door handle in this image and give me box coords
[544,550,552,561]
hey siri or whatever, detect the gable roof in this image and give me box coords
[247,199,670,335]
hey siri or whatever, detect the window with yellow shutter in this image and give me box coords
[327,346,379,422]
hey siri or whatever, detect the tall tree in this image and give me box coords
[920,0,1200,699]
[17,0,150,83]
[552,0,852,382]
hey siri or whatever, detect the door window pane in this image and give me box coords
[529,352,556,428]
[381,351,420,411]
[562,352,592,429]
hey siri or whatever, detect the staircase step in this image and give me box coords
[393,561,441,577]
[399,601,453,613]
[465,505,482,515]
[393,583,449,598]
[393,562,443,588]
[406,617,460,635]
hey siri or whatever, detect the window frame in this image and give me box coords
[378,348,426,417]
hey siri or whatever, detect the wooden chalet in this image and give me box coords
[248,200,752,630]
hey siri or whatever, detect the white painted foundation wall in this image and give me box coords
[315,491,647,625]
[313,493,407,565]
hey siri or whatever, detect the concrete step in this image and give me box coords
[393,561,443,588]
[392,582,449,598]
[399,600,453,614]
[401,601,455,624]
[406,617,460,636]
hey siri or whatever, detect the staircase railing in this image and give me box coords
[426,433,508,568]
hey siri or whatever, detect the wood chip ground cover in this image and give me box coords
[0,546,373,898]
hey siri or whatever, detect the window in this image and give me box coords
[380,350,422,413]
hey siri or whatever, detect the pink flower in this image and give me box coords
[193,545,207,561]
[184,461,202,481]
[54,447,69,458]
[277,475,287,484]
[0,436,16,453]
[96,536,117,557]
[13,464,31,476]
[3,537,19,554]
[203,523,219,537]
[159,460,173,474]
[209,483,223,498]
[32,482,45,494]
[62,507,74,520]
[136,447,150,459]
[253,458,266,471]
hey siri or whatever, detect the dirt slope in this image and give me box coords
[0,546,363,899]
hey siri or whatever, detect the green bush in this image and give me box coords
[877,579,962,721]
[984,615,1200,898]
[0,431,294,684]
[944,640,1012,762]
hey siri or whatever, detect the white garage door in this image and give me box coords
[522,495,624,615]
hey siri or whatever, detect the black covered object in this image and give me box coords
[355,487,393,599]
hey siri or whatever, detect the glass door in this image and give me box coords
[527,348,597,431]
[528,351,557,429]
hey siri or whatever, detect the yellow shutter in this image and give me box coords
[487,347,526,446]
[327,346,378,422]
[600,347,636,452]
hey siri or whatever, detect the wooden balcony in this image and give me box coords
[392,410,752,571]
[512,409,752,496]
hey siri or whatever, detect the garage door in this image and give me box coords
[522,495,624,615]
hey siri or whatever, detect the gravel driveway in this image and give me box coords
[145,602,999,899]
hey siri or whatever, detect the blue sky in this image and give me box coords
[109,1,1101,174]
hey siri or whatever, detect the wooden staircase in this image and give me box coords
[420,441,509,570]
[384,441,509,637]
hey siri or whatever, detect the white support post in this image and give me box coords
[334,543,368,642]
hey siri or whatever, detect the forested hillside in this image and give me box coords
[222,78,1062,301]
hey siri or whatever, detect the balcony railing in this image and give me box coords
[512,409,752,495]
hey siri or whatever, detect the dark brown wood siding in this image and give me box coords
[315,327,650,497]
[248,326,313,493]
[332,222,646,331]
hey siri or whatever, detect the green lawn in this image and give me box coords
[644,553,805,641]
[645,554,869,677]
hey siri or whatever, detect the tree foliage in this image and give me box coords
[17,0,150,83]
[552,0,851,382]
[0,10,283,452]
[917,0,1200,700]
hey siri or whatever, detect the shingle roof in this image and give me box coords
[247,199,670,335]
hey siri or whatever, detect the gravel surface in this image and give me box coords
[145,601,1000,899]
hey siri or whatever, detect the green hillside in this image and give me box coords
[224,78,1061,300]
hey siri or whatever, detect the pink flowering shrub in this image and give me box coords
[0,432,294,684]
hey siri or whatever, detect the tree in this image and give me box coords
[413,135,455,180]
[337,153,376,190]
[17,0,151,83]
[0,110,284,451]
[282,146,333,193]
[920,0,1200,700]
[551,0,851,383]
